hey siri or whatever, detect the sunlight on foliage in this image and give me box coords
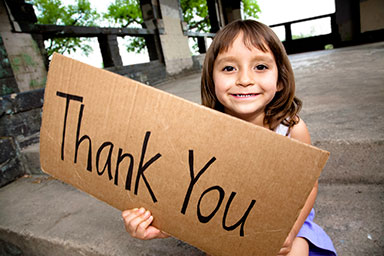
[27,0,100,57]
[180,0,210,32]
[242,0,260,19]
[28,0,260,57]
[103,0,146,54]
[103,0,142,27]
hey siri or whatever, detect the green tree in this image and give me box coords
[242,0,261,19]
[103,0,146,54]
[29,0,260,57]
[179,0,260,53]
[180,0,210,32]
[103,0,142,27]
[27,0,100,58]
[180,0,260,32]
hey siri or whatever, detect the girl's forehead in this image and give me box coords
[213,33,277,66]
[219,32,270,54]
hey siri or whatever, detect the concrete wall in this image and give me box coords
[0,35,18,95]
[335,0,360,42]
[0,89,44,187]
[0,0,47,92]
[360,0,384,33]
[106,60,167,85]
[159,0,193,75]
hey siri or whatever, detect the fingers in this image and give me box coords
[122,208,151,238]
[277,231,295,256]
[122,208,141,226]
[135,211,154,236]
[277,247,290,256]
[122,207,169,240]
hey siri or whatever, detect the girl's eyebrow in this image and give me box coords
[215,56,237,65]
[215,55,275,65]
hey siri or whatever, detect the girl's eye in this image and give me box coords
[255,64,268,71]
[223,66,235,72]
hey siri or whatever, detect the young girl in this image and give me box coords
[122,20,337,256]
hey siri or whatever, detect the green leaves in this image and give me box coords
[103,0,142,28]
[103,0,145,54]
[45,37,93,56]
[28,0,99,26]
[65,0,100,26]
[125,36,146,54]
[27,0,99,57]
[242,0,261,19]
[28,0,261,60]
[28,0,64,25]
[180,0,210,32]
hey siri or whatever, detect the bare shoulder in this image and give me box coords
[290,119,311,145]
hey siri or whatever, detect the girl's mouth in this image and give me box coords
[232,93,258,98]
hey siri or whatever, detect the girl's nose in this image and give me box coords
[236,70,255,87]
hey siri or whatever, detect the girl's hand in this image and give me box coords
[122,207,170,240]
[277,230,295,255]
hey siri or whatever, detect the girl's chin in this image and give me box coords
[224,108,265,121]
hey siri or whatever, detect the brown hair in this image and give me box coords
[201,19,302,131]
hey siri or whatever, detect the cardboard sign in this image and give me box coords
[40,53,329,256]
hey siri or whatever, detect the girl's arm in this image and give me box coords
[122,208,169,240]
[289,119,316,235]
[278,119,318,255]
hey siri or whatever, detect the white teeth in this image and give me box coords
[235,94,255,97]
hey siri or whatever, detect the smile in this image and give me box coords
[232,93,259,98]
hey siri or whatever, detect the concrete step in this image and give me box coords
[315,140,384,184]
[0,176,204,256]
[0,175,383,255]
[315,183,384,256]
[19,143,41,175]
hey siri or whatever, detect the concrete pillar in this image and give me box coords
[0,35,18,95]
[335,0,361,42]
[0,0,47,92]
[140,0,164,62]
[207,0,221,33]
[220,0,241,24]
[158,0,193,75]
[360,0,384,33]
[207,0,241,32]
[197,37,207,54]
[98,35,123,68]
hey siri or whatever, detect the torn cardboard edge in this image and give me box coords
[40,53,329,256]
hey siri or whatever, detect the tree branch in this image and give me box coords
[71,13,84,26]
[188,17,209,31]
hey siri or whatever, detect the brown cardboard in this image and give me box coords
[40,53,329,256]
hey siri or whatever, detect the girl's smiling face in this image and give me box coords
[213,33,281,127]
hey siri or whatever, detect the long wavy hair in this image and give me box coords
[201,19,302,132]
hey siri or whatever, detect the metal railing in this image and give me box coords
[270,13,337,42]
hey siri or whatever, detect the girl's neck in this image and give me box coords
[226,110,269,129]
[246,114,269,129]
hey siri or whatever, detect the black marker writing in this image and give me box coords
[56,91,83,161]
[114,148,134,188]
[180,150,256,237]
[197,186,224,223]
[181,150,216,214]
[96,142,114,180]
[74,104,92,171]
[134,132,162,203]
[56,91,161,203]
[222,192,256,237]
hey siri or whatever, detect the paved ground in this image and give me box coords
[1,42,383,255]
